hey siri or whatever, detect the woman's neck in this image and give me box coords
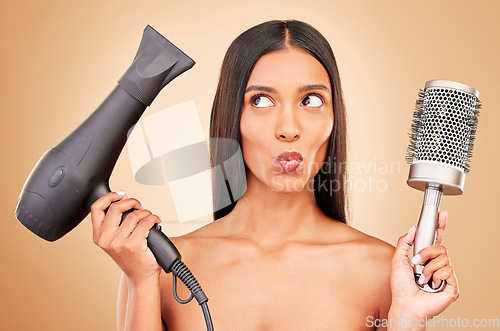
[221,173,326,249]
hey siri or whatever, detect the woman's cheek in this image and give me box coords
[310,117,333,173]
[318,112,334,137]
[240,115,268,174]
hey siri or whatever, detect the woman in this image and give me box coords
[91,20,459,330]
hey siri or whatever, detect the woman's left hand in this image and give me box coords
[389,210,460,321]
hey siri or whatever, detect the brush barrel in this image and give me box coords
[407,80,480,194]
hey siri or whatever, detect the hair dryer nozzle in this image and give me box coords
[118,25,195,106]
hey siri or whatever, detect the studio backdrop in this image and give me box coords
[1,0,498,330]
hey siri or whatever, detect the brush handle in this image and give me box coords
[413,183,446,292]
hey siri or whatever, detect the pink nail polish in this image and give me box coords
[411,254,421,265]
[418,274,426,285]
[116,190,126,196]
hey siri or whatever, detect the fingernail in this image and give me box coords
[432,281,437,289]
[140,202,146,209]
[418,274,426,285]
[407,226,415,234]
[411,254,421,265]
[116,190,126,196]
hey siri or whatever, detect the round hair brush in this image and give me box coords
[406,80,481,292]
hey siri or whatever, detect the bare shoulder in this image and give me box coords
[162,218,237,271]
[324,220,395,278]
[336,221,395,259]
[167,218,227,251]
[319,220,395,316]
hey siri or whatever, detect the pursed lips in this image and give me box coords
[276,151,303,172]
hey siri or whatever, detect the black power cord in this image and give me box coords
[144,224,213,330]
[171,259,214,331]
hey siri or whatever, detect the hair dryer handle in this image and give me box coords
[117,208,181,273]
[147,224,181,273]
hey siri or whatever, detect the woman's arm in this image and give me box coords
[117,272,163,331]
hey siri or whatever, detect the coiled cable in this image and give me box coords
[170,259,213,330]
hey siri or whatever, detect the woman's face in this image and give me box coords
[240,47,334,193]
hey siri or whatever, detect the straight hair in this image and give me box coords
[209,20,349,224]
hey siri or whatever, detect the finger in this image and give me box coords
[100,198,144,236]
[418,253,449,285]
[129,214,161,242]
[411,244,447,266]
[115,209,153,240]
[431,265,460,301]
[435,210,448,246]
[91,191,126,239]
[430,265,452,289]
[432,265,460,300]
[393,226,416,264]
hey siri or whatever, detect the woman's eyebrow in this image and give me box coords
[245,84,330,94]
[299,84,331,94]
[245,85,277,93]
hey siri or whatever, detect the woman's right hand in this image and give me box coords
[90,191,162,283]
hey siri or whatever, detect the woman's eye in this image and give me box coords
[251,95,274,108]
[302,95,323,107]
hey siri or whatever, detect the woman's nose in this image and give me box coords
[275,107,301,142]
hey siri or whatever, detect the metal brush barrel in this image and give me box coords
[407,80,480,194]
[407,80,480,292]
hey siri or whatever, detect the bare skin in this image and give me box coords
[157,213,394,330]
[92,47,458,331]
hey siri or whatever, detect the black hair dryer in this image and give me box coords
[15,25,194,269]
[15,26,214,329]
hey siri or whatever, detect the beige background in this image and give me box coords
[1,0,499,330]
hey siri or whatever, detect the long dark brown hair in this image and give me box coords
[209,20,349,223]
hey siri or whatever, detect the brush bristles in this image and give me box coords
[406,88,481,173]
[406,90,426,165]
[465,100,481,172]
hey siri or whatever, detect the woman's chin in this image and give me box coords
[267,175,314,193]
